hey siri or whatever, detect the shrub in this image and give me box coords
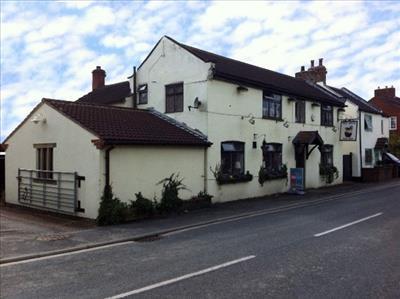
[131,192,155,218]
[97,185,129,226]
[157,173,186,213]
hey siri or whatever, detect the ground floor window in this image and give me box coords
[34,144,55,179]
[365,148,373,165]
[221,141,244,175]
[263,143,283,172]
[320,144,333,167]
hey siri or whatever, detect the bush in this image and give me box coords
[157,173,186,214]
[130,192,155,218]
[97,185,129,226]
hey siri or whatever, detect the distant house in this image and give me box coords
[369,86,400,137]
[4,36,353,218]
[295,60,391,181]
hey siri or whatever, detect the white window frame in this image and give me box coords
[390,116,397,130]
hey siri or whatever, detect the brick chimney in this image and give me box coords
[374,86,396,99]
[295,58,327,84]
[92,66,106,90]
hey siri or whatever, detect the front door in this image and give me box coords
[343,153,353,181]
[295,145,306,186]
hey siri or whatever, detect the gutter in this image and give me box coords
[358,110,363,177]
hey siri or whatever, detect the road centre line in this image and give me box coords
[0,241,134,268]
[314,212,383,237]
[105,255,256,298]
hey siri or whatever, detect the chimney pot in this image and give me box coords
[311,60,315,67]
[301,66,305,71]
[319,58,323,66]
[92,66,106,90]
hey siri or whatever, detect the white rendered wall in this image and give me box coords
[109,146,205,202]
[135,37,211,135]
[4,103,102,219]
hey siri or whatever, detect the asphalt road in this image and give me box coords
[1,184,400,299]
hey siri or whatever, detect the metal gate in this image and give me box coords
[17,168,80,215]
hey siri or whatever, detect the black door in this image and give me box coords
[343,153,352,181]
[295,145,305,168]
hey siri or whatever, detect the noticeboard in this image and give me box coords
[290,168,304,193]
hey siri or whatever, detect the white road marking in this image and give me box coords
[105,255,256,298]
[0,241,134,267]
[314,212,383,237]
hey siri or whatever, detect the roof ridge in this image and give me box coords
[147,108,209,142]
[44,98,148,113]
[340,87,382,113]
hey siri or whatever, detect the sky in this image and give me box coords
[1,0,400,141]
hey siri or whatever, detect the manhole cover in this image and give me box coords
[134,234,163,242]
[36,234,69,241]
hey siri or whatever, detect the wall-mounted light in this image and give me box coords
[31,113,46,124]
[283,121,289,128]
[237,85,248,92]
[332,126,337,133]
[188,97,202,111]
[253,133,266,149]
[241,113,255,125]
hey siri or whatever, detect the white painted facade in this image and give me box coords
[4,103,103,219]
[130,37,344,203]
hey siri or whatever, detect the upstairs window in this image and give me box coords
[295,101,306,123]
[221,142,244,175]
[138,84,148,105]
[263,92,282,120]
[165,83,183,113]
[321,105,333,126]
[390,116,397,130]
[364,114,373,131]
[34,144,55,179]
[320,144,333,167]
[262,143,283,172]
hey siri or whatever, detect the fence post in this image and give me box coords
[73,172,78,213]
[57,172,61,210]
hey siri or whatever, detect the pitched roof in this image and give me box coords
[162,36,344,107]
[76,81,131,105]
[44,99,210,147]
[328,86,383,115]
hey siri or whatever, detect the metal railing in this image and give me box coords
[17,168,80,215]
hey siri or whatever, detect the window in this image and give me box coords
[295,101,305,123]
[262,92,282,120]
[390,116,397,130]
[374,149,382,163]
[262,143,283,172]
[321,105,333,126]
[34,144,55,179]
[221,142,244,175]
[364,114,373,131]
[365,148,373,165]
[138,84,148,105]
[165,83,183,113]
[320,144,333,167]
[381,119,384,135]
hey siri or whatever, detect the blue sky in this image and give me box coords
[1,0,400,141]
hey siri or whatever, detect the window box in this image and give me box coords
[258,164,288,185]
[319,165,339,184]
[216,172,253,185]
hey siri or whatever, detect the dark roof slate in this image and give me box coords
[44,99,210,147]
[163,36,344,107]
[76,81,131,105]
[328,86,382,114]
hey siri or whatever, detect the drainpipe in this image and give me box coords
[203,147,208,193]
[358,111,363,179]
[133,66,137,109]
[105,146,114,190]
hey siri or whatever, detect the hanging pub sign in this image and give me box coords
[340,120,358,141]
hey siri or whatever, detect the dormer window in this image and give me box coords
[138,84,148,105]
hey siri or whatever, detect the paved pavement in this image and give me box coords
[1,180,399,262]
[0,181,399,298]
